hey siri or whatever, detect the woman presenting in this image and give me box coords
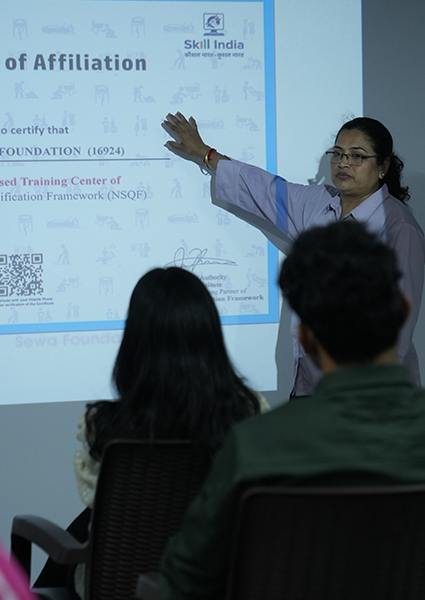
[163,112,425,395]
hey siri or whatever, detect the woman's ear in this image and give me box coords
[380,156,391,178]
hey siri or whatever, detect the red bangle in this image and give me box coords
[203,147,217,170]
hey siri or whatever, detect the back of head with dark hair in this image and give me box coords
[279,221,405,364]
[337,117,409,203]
[86,267,259,459]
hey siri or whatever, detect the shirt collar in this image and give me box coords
[314,364,413,397]
[326,184,389,220]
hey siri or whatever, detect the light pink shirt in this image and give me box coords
[0,544,36,600]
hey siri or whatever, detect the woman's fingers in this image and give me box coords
[165,112,183,125]
[165,113,194,135]
[163,113,207,159]
[189,116,199,132]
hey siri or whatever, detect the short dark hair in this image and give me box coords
[86,267,260,460]
[279,221,405,364]
[336,117,409,203]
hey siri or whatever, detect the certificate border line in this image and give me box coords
[0,0,279,334]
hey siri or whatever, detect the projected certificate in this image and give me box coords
[0,0,278,334]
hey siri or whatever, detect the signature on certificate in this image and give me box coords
[167,247,237,272]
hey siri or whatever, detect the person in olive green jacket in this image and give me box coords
[159,220,425,600]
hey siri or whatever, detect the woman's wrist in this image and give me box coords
[195,143,210,161]
[203,147,217,170]
[202,147,229,170]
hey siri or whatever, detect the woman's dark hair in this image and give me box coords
[85,267,260,460]
[336,117,410,203]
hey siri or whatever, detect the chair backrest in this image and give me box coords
[226,484,425,600]
[86,439,211,600]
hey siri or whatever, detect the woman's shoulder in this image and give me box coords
[250,390,271,413]
[85,399,117,420]
[383,187,424,234]
[78,400,118,444]
[76,412,87,443]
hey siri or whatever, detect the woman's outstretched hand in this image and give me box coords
[163,112,210,161]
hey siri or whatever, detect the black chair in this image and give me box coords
[226,483,425,600]
[138,482,425,600]
[11,440,210,600]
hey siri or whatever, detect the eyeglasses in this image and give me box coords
[325,150,379,166]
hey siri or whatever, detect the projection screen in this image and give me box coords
[0,0,362,404]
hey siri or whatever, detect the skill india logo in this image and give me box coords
[203,13,224,36]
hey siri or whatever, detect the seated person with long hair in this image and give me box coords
[36,267,267,598]
[74,266,267,507]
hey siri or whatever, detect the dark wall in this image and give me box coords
[362,0,425,382]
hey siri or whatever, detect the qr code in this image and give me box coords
[0,254,44,297]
